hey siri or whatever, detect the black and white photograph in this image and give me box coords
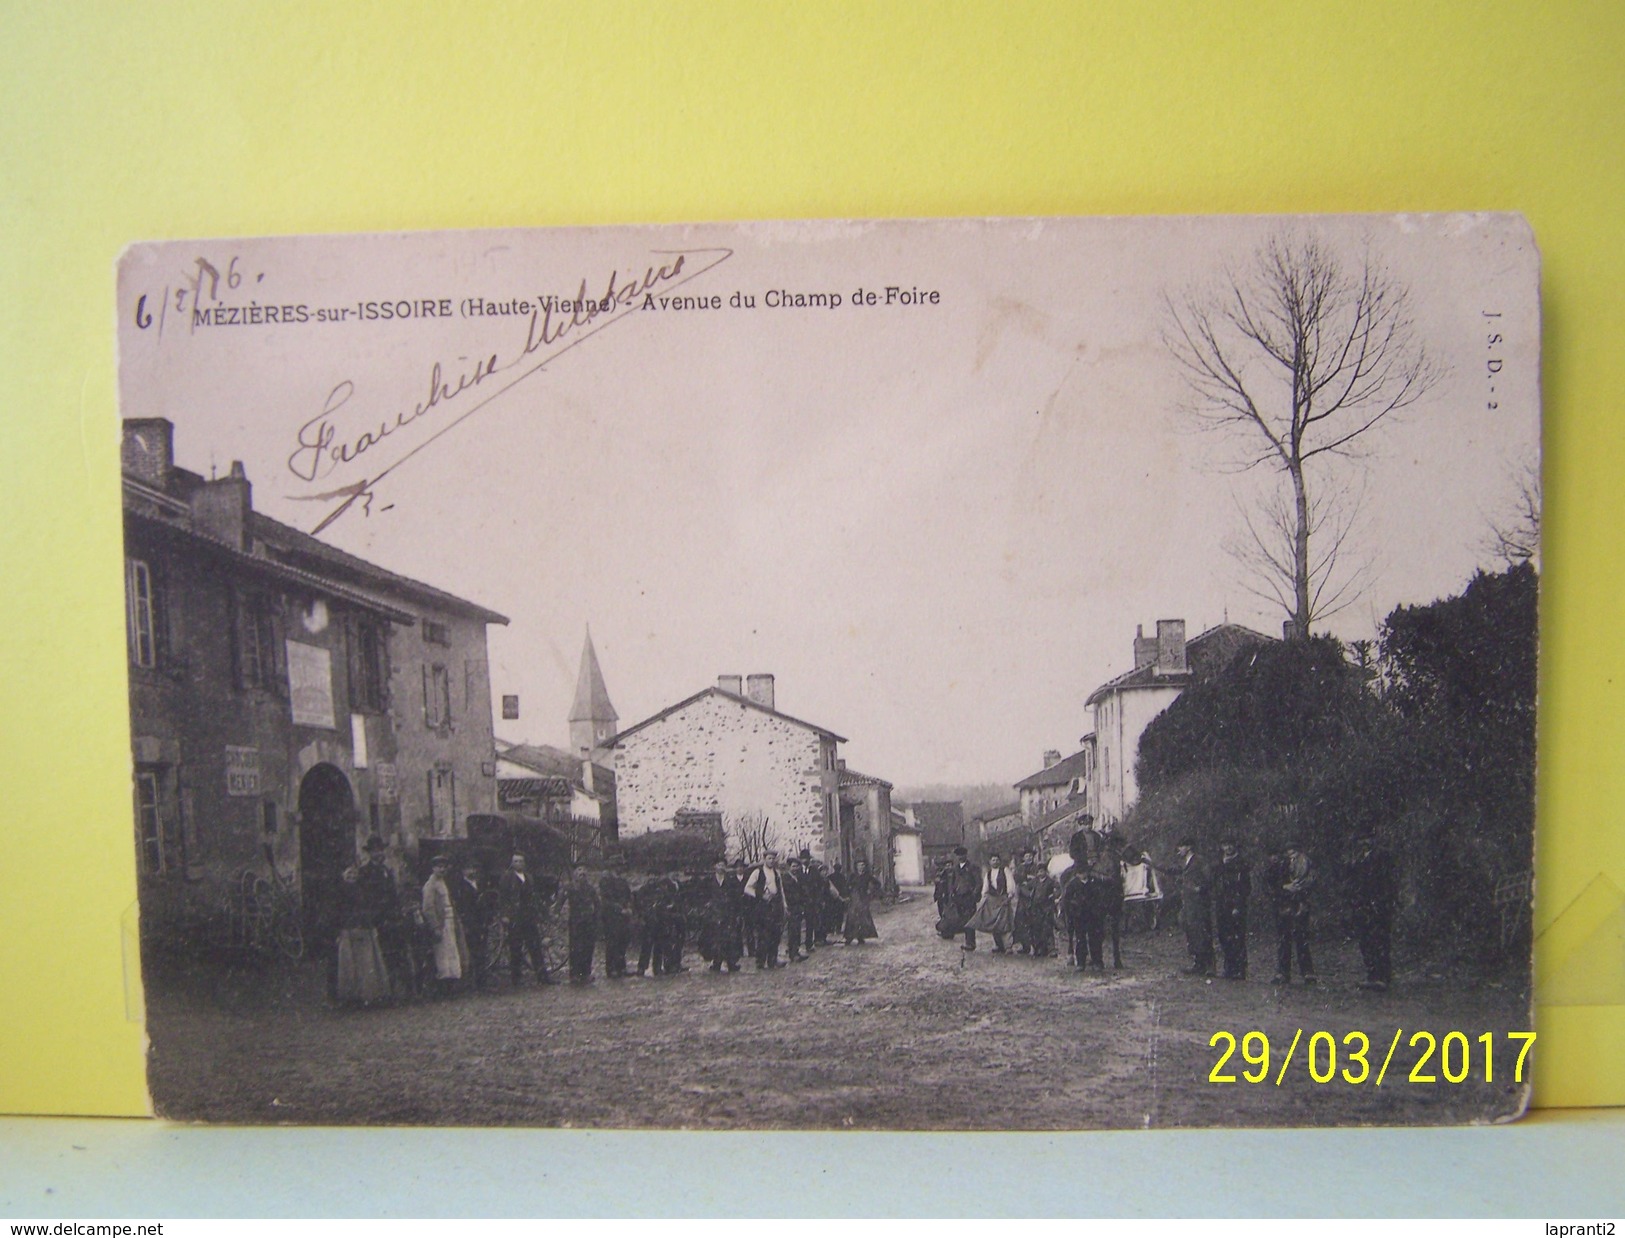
[117,213,1540,1129]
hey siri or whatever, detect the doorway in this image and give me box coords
[298,763,356,954]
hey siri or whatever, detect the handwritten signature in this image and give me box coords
[286,246,733,533]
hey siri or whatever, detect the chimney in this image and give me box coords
[122,418,175,490]
[718,674,743,696]
[1154,619,1188,675]
[1042,749,1063,769]
[745,673,775,711]
[1283,619,1301,641]
[1133,623,1158,668]
[193,460,254,551]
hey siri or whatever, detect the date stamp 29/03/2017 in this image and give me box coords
[1208,1029,1536,1087]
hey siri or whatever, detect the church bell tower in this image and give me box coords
[568,628,618,761]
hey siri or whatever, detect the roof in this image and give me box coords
[1014,748,1093,791]
[838,767,893,790]
[911,801,966,848]
[497,776,572,806]
[608,687,848,746]
[496,741,615,797]
[1084,622,1275,707]
[125,505,417,624]
[249,511,509,626]
[971,802,1021,824]
[568,629,617,724]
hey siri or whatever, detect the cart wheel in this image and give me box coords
[485,918,508,976]
[274,908,305,961]
[543,930,569,977]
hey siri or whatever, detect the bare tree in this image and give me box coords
[724,811,784,865]
[1483,459,1542,570]
[1164,234,1441,633]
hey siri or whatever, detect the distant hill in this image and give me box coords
[894,782,1013,820]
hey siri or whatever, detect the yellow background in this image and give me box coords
[1,1,1620,1117]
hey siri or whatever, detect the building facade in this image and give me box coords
[121,418,507,949]
[1086,619,1273,824]
[609,675,846,862]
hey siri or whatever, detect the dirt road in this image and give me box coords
[147,892,1531,1128]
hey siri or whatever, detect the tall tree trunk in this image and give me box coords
[1291,464,1311,635]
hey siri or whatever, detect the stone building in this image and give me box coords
[121,418,507,950]
[1013,741,1095,824]
[836,763,895,883]
[608,675,846,862]
[1086,619,1273,824]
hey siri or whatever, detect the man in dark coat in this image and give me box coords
[597,859,634,979]
[1174,840,1216,977]
[499,852,554,986]
[784,856,813,962]
[933,861,953,932]
[635,872,677,977]
[1347,834,1396,989]
[1266,842,1318,984]
[1211,838,1251,980]
[449,860,494,989]
[356,835,412,997]
[701,860,745,972]
[1013,848,1039,954]
[744,851,788,968]
[947,847,982,950]
[661,870,690,975]
[563,865,600,983]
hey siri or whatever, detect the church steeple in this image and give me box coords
[568,627,618,758]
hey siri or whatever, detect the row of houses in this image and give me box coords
[906,620,1280,868]
[122,419,508,947]
[502,656,902,880]
[124,419,907,953]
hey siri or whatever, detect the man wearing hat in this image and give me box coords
[783,854,813,962]
[743,850,787,968]
[701,859,745,972]
[1211,838,1251,980]
[945,845,981,949]
[449,859,493,989]
[1174,839,1216,977]
[1267,842,1317,984]
[597,856,634,979]
[357,835,412,997]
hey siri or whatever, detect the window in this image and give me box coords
[126,558,161,668]
[348,617,387,712]
[236,592,282,691]
[424,663,452,728]
[428,766,456,835]
[135,770,163,873]
[422,620,450,646]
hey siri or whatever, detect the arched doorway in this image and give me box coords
[298,763,357,955]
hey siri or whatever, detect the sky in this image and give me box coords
[118,214,1541,787]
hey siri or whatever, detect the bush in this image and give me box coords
[620,828,725,874]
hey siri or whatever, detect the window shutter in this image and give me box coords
[422,664,431,725]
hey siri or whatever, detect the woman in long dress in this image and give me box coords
[969,852,1018,953]
[842,859,882,944]
[334,865,392,1006]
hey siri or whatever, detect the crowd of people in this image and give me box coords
[328,838,887,1006]
[325,824,1400,1008]
[931,826,1399,990]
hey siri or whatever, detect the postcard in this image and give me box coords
[117,213,1539,1127]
